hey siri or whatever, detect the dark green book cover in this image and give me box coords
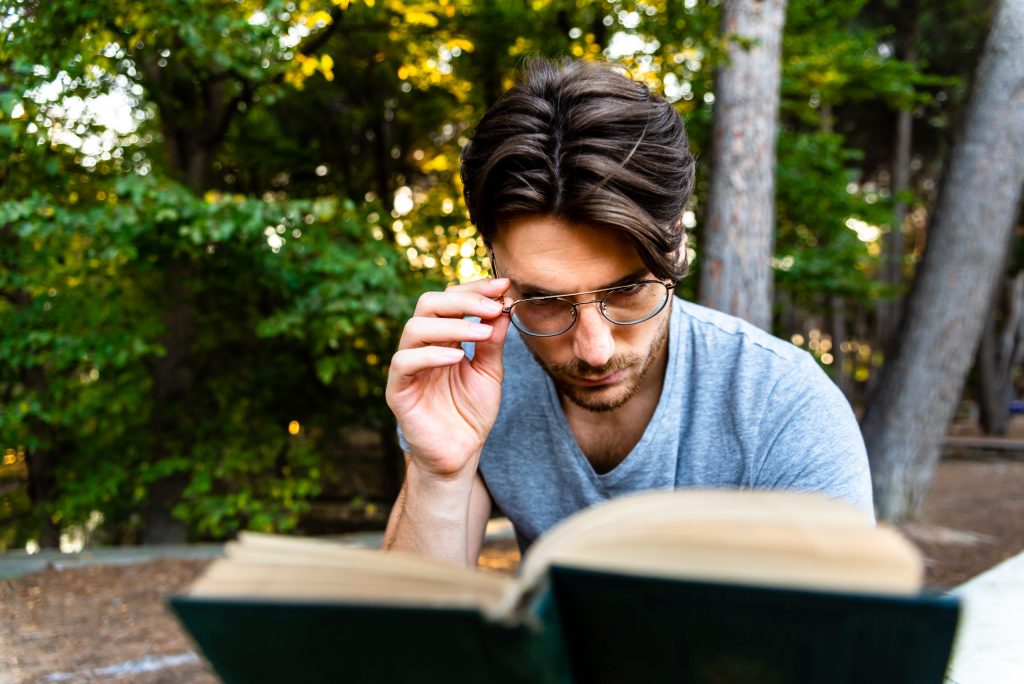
[171,568,959,684]
[548,567,960,684]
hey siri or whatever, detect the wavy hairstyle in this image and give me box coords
[460,58,696,281]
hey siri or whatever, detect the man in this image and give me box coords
[383,59,872,566]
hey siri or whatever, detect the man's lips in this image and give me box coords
[571,367,629,387]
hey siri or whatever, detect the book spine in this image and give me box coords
[480,578,574,684]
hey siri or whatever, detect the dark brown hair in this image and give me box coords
[460,58,696,281]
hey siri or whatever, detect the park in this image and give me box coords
[2,0,1024,681]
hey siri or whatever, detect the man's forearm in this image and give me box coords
[382,460,475,566]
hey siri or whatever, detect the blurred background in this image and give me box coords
[0,0,1019,556]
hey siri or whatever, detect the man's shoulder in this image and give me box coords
[673,298,810,369]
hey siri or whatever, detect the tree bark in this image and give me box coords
[829,294,853,401]
[878,6,919,354]
[977,311,1007,434]
[137,50,238,543]
[977,272,1024,435]
[21,363,61,549]
[143,256,197,544]
[699,0,787,331]
[1,253,61,547]
[817,103,853,400]
[860,0,1024,522]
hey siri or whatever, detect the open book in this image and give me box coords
[172,490,960,684]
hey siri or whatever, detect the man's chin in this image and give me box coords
[555,376,641,413]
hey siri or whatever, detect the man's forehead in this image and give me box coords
[502,266,651,297]
[490,214,650,292]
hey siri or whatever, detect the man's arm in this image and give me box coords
[382,463,491,567]
[465,472,492,566]
[382,277,510,565]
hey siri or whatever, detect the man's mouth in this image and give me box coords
[572,367,629,387]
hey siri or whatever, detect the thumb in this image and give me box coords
[471,303,511,380]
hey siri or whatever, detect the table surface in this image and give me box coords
[946,550,1024,683]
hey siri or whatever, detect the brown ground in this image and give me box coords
[904,456,1024,588]
[0,559,219,683]
[2,454,1022,683]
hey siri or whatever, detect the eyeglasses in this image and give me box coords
[490,255,675,337]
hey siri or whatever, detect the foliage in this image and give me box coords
[0,0,990,546]
[1,170,430,544]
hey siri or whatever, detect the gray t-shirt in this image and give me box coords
[478,297,873,551]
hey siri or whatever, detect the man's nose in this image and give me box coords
[572,302,615,368]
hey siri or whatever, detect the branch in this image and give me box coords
[298,7,345,57]
[208,80,255,151]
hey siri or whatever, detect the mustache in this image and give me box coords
[546,354,641,379]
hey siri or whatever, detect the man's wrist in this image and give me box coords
[405,448,480,484]
[386,455,479,562]
[403,455,478,519]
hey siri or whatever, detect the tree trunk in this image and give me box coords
[143,257,197,544]
[699,0,787,331]
[817,103,853,401]
[829,294,853,401]
[138,55,245,543]
[860,0,1024,522]
[3,271,61,548]
[977,312,1008,435]
[21,363,60,549]
[978,272,1024,435]
[142,473,190,544]
[878,11,918,354]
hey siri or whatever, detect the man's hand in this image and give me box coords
[386,277,512,480]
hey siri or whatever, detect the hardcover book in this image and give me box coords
[171,490,960,683]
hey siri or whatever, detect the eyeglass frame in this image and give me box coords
[489,254,676,338]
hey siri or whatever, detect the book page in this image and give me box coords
[517,490,922,595]
[187,532,516,613]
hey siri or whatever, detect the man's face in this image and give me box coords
[490,215,671,413]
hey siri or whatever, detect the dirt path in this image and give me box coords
[2,456,1022,683]
[903,457,1024,587]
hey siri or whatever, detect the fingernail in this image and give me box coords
[482,299,503,314]
[471,323,493,336]
[443,348,465,360]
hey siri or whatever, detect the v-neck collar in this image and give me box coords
[540,299,682,491]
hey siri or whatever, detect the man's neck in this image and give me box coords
[559,330,671,474]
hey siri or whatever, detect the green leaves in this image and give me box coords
[0,165,429,545]
[775,130,888,301]
[0,0,990,546]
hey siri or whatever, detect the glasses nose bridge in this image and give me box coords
[569,296,610,322]
[571,296,606,308]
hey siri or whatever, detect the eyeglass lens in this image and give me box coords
[510,282,669,336]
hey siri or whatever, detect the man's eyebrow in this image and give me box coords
[511,268,651,297]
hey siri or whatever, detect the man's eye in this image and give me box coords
[527,297,564,308]
[614,283,644,295]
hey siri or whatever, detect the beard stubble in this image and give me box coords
[524,311,671,413]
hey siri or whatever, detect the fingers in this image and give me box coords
[413,278,509,320]
[444,277,510,296]
[389,279,512,393]
[402,278,510,351]
[399,317,495,350]
[389,346,465,380]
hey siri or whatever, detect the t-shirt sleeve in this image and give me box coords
[752,354,874,519]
